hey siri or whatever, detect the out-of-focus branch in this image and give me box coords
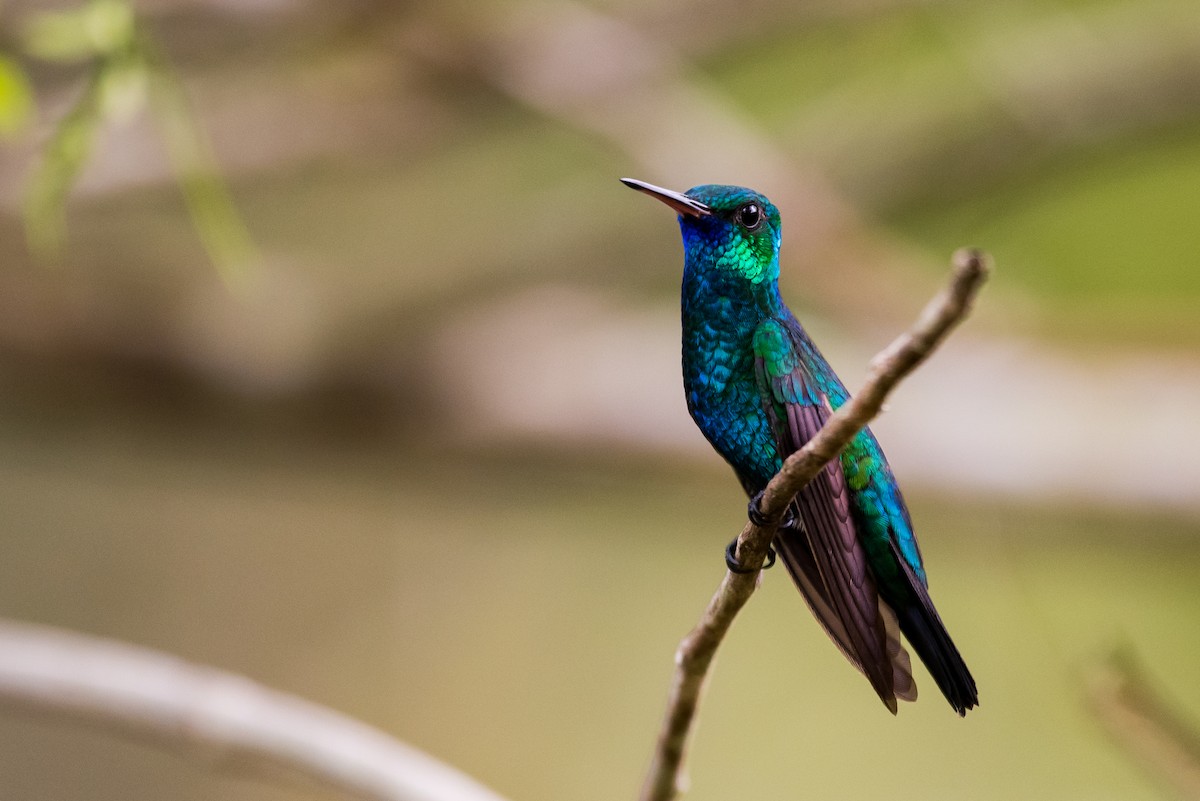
[1087,649,1200,799]
[639,248,991,801]
[403,0,928,323]
[0,619,511,801]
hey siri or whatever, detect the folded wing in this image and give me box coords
[752,319,916,712]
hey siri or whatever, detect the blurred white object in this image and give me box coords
[434,286,1200,511]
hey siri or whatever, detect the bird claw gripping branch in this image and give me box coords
[725,538,777,574]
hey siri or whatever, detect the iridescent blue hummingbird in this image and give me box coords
[622,178,977,715]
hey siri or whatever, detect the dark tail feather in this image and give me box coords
[895,600,977,715]
[890,544,978,715]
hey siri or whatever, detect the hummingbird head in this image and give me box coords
[621,178,782,286]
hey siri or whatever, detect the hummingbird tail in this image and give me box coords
[879,601,918,704]
[890,543,979,716]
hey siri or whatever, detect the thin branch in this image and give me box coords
[1087,649,1200,799]
[0,619,511,801]
[639,248,991,801]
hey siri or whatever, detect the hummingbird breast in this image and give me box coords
[681,294,781,491]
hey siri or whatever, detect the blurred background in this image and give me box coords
[1,0,1199,799]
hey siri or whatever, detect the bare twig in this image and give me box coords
[0,619,511,801]
[1087,649,1200,799]
[639,248,991,801]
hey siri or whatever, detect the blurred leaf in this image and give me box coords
[23,13,98,62]
[144,41,258,288]
[98,53,147,123]
[82,0,135,53]
[23,68,105,259]
[0,55,34,138]
[22,7,255,284]
[24,0,135,62]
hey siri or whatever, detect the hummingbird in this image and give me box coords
[622,178,977,716]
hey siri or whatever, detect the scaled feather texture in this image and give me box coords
[625,179,978,716]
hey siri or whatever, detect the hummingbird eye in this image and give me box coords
[736,203,762,230]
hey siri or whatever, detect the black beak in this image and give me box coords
[620,178,712,218]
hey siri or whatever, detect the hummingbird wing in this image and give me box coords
[753,319,915,712]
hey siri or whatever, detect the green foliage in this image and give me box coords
[22,65,106,259]
[143,42,258,288]
[889,129,1200,344]
[699,0,1200,345]
[19,0,142,260]
[0,56,33,138]
[17,0,255,285]
[23,0,135,62]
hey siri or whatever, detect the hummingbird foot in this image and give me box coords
[747,491,797,529]
[725,538,776,573]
